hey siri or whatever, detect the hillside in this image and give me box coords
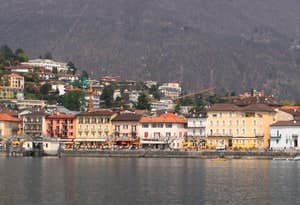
[1,0,300,99]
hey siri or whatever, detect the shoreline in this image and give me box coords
[60,150,300,159]
[1,150,299,159]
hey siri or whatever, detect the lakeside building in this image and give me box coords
[75,110,117,148]
[270,120,300,150]
[21,59,69,73]
[139,113,187,149]
[20,111,48,137]
[206,103,277,149]
[45,113,76,140]
[0,113,21,142]
[185,112,207,149]
[111,112,142,147]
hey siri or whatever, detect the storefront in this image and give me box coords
[74,138,107,149]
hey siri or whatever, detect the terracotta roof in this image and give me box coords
[112,113,142,121]
[23,111,48,116]
[8,73,23,78]
[207,103,274,112]
[271,120,300,126]
[46,113,76,119]
[77,109,114,117]
[0,113,21,122]
[140,113,187,123]
[280,106,300,110]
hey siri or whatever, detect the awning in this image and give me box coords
[74,138,107,142]
[140,140,167,144]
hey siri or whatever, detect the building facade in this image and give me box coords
[0,113,21,141]
[206,104,276,149]
[75,110,116,146]
[186,112,207,149]
[111,112,142,147]
[45,113,76,139]
[270,121,300,150]
[21,111,48,137]
[139,113,187,149]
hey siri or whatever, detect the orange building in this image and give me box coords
[45,112,76,140]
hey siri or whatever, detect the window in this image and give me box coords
[212,113,217,117]
[219,113,222,118]
[242,129,245,135]
[166,123,172,128]
[123,124,128,129]
[142,124,149,128]
[242,120,245,126]
[236,129,239,135]
[276,139,279,144]
[223,120,225,126]
[216,120,219,126]
[229,120,232,126]
[210,121,213,126]
[229,112,233,117]
[253,120,256,126]
[236,120,239,126]
[166,132,171,137]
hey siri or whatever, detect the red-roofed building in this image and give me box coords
[0,113,21,142]
[139,112,187,149]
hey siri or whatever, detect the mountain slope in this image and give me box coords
[1,0,300,99]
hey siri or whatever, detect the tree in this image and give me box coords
[43,51,53,59]
[101,85,114,107]
[81,70,89,80]
[67,61,77,74]
[149,85,160,100]
[15,48,29,62]
[40,83,52,96]
[60,91,85,111]
[136,92,150,110]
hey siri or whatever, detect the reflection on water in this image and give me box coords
[0,157,300,205]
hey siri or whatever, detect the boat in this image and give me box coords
[293,156,300,161]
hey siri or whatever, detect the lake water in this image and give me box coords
[0,157,299,205]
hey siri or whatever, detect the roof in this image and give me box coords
[8,73,23,78]
[271,120,300,127]
[46,113,76,119]
[77,109,114,117]
[206,104,241,111]
[207,103,274,112]
[140,113,187,124]
[23,111,48,117]
[0,113,21,122]
[112,113,142,122]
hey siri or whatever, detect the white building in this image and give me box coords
[158,82,181,99]
[186,112,207,139]
[139,113,187,149]
[21,59,69,73]
[150,99,175,112]
[270,120,300,150]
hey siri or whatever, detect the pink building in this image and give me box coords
[111,112,142,147]
[45,113,76,140]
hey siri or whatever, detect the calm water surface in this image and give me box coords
[0,157,299,205]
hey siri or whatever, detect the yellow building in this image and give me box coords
[0,73,24,99]
[75,110,117,147]
[0,113,21,142]
[206,104,277,150]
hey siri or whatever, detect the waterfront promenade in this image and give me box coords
[60,149,300,159]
